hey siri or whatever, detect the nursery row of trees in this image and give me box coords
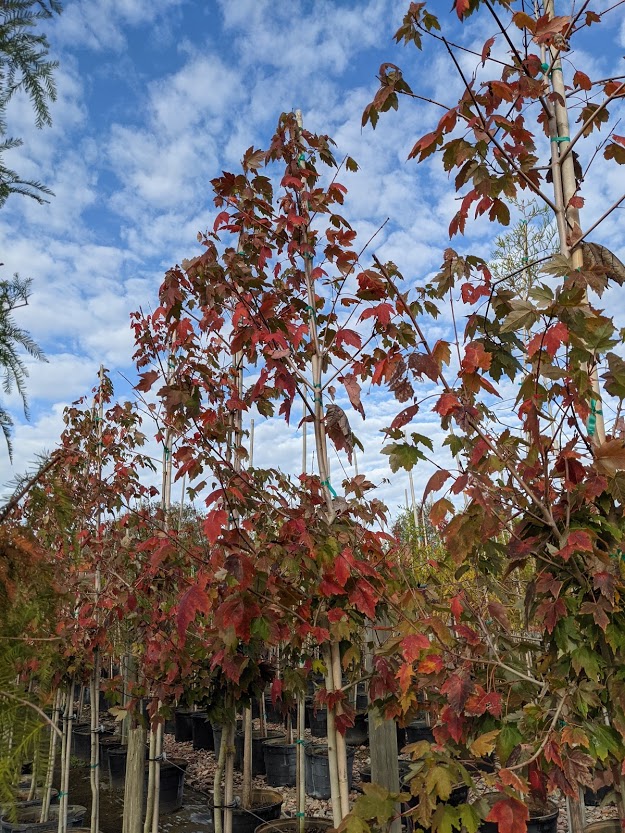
[3,2,625,833]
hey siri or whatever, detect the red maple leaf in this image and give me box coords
[485,797,529,833]
[401,633,430,662]
[454,0,470,20]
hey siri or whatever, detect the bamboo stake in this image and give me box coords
[40,689,61,822]
[213,721,228,833]
[296,694,306,833]
[89,364,105,833]
[331,642,350,818]
[58,678,75,833]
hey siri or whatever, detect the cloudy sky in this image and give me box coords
[2,0,625,518]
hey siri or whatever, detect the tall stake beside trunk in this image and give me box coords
[144,356,175,833]
[58,678,75,833]
[89,364,105,833]
[40,688,61,823]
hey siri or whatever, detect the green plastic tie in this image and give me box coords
[295,739,306,745]
[296,813,306,818]
[551,136,570,143]
[297,153,306,168]
[303,252,314,260]
[520,219,528,225]
[305,304,317,320]
[521,257,528,263]
[58,791,68,798]
[312,383,322,389]
[322,478,338,498]
[163,445,170,459]
[237,250,245,256]
[90,763,99,769]
[312,396,323,405]
[168,357,175,368]
[587,399,598,437]
[541,62,549,72]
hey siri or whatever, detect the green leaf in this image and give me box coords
[354,783,401,824]
[496,724,522,765]
[458,804,481,833]
[570,645,601,679]
[425,766,453,801]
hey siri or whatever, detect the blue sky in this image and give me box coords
[2,0,625,517]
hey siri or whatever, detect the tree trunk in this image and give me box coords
[122,723,147,833]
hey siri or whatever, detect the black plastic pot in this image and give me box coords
[479,796,559,833]
[99,736,122,775]
[144,758,187,814]
[174,709,194,743]
[0,805,86,833]
[346,712,368,746]
[212,720,242,760]
[210,788,282,833]
[262,739,297,786]
[8,788,58,807]
[305,743,355,800]
[72,726,114,762]
[584,786,611,806]
[264,695,283,725]
[255,818,333,833]
[191,712,213,751]
[396,722,407,750]
[235,730,285,775]
[164,716,176,735]
[404,719,434,745]
[356,684,368,712]
[306,704,327,738]
[107,745,128,789]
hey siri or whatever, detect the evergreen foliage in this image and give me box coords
[0,277,46,460]
[0,0,61,206]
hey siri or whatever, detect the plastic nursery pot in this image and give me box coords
[255,818,334,833]
[143,757,187,814]
[212,719,242,760]
[356,683,368,712]
[478,795,559,833]
[304,743,356,800]
[72,726,114,762]
[262,738,297,787]
[305,704,327,738]
[210,788,282,833]
[107,743,149,789]
[174,709,194,743]
[0,804,87,833]
[404,719,434,745]
[345,711,368,747]
[234,730,285,775]
[583,785,612,806]
[9,788,58,806]
[191,712,214,751]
